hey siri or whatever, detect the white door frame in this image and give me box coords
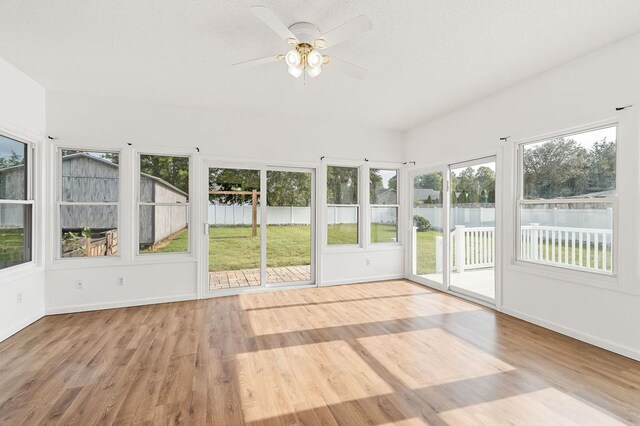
[406,155,502,310]
[447,155,498,305]
[199,160,317,298]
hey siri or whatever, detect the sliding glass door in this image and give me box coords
[207,164,315,294]
[266,169,314,285]
[208,167,262,291]
[409,158,497,304]
[411,171,444,284]
[448,157,496,302]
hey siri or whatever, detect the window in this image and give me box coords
[370,168,398,243]
[0,135,32,270]
[517,125,617,275]
[58,149,119,258]
[327,166,359,245]
[138,154,190,254]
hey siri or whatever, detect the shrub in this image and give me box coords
[413,215,431,232]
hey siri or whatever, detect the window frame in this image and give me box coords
[55,147,122,260]
[369,167,400,245]
[0,133,35,272]
[135,151,192,257]
[325,164,361,248]
[515,122,619,277]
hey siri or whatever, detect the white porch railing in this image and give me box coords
[423,224,612,275]
[520,223,612,272]
[450,226,495,272]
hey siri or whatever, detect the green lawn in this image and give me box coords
[0,228,26,267]
[146,225,612,274]
[140,228,190,254]
[415,230,441,275]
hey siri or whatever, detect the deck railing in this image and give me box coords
[520,224,612,272]
[423,224,612,275]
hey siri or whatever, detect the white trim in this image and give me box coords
[319,274,404,287]
[134,150,193,257]
[0,312,43,343]
[501,307,640,362]
[514,120,620,281]
[44,293,197,315]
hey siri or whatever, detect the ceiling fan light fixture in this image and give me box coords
[285,49,301,67]
[307,50,323,68]
[307,66,322,78]
[288,65,303,78]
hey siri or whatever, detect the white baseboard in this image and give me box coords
[320,274,405,287]
[0,313,44,343]
[45,293,198,315]
[502,307,640,362]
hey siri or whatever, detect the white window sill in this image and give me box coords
[0,261,42,286]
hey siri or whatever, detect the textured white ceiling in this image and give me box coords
[1,0,640,131]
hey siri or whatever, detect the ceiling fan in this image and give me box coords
[232,5,372,80]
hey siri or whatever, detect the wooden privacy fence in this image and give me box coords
[422,224,612,275]
[62,229,118,257]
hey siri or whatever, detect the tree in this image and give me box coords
[414,173,442,191]
[426,195,433,204]
[327,166,358,204]
[523,137,590,198]
[475,166,495,194]
[141,154,189,194]
[587,139,616,193]
[480,189,488,204]
[369,169,383,203]
[209,168,260,204]
[0,150,23,169]
[388,174,397,190]
[266,171,311,207]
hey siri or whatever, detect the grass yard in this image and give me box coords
[0,228,26,267]
[146,225,612,274]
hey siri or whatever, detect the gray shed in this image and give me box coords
[1,153,188,247]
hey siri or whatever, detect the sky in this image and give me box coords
[527,125,616,151]
[377,169,397,188]
[0,135,25,163]
[451,160,496,174]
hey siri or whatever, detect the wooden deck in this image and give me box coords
[1,280,638,424]
[210,265,311,290]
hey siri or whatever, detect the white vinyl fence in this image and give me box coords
[413,207,612,230]
[208,205,397,225]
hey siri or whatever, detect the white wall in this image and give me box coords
[404,33,640,360]
[44,92,405,312]
[0,56,46,341]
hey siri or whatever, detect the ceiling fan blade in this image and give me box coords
[316,15,372,48]
[250,6,298,44]
[232,55,280,70]
[329,56,369,80]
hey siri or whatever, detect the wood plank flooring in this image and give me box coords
[0,280,639,425]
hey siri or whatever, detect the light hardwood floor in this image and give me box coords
[0,280,639,425]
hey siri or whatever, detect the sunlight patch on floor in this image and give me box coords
[358,329,515,390]
[235,340,394,422]
[439,387,626,425]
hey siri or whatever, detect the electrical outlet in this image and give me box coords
[117,277,125,286]
[16,292,23,304]
[75,280,84,290]
[366,259,371,266]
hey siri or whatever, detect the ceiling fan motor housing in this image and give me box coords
[288,22,321,45]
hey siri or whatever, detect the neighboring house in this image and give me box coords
[374,188,398,205]
[413,188,440,203]
[0,153,188,246]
